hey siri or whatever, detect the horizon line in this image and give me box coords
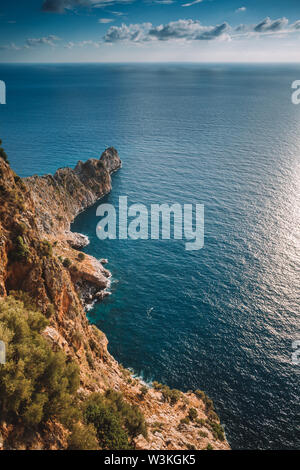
[1,61,300,65]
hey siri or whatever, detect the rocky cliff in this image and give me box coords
[0,147,230,451]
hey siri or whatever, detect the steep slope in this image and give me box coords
[0,147,230,450]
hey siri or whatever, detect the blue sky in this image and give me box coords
[1,0,300,62]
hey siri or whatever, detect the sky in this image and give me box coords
[1,0,300,62]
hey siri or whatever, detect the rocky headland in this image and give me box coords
[0,146,230,450]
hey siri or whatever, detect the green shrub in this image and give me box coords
[206,443,214,450]
[208,410,219,422]
[104,389,147,439]
[14,175,22,184]
[123,403,146,439]
[63,258,72,268]
[0,140,9,164]
[169,388,181,405]
[188,407,198,421]
[151,421,164,433]
[194,389,215,412]
[199,430,208,438]
[195,418,206,427]
[45,304,55,319]
[10,236,30,262]
[83,390,147,449]
[194,389,206,400]
[68,423,99,450]
[15,222,27,236]
[86,352,95,369]
[210,421,225,441]
[152,381,162,390]
[89,338,97,351]
[84,396,131,450]
[0,296,80,428]
[153,382,181,405]
[77,253,85,262]
[39,240,53,258]
[140,386,148,399]
[9,290,38,311]
[180,417,190,425]
[186,443,196,450]
[205,398,214,410]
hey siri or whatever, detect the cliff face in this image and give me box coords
[25,147,121,243]
[0,149,230,451]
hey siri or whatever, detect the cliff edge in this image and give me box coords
[0,146,230,450]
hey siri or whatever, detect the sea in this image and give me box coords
[0,63,299,450]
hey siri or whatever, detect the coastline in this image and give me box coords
[0,147,230,450]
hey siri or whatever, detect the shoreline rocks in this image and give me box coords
[24,147,121,306]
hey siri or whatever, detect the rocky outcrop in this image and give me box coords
[24,147,121,307]
[0,148,230,450]
[25,147,121,238]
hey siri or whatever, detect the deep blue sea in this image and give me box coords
[0,64,299,450]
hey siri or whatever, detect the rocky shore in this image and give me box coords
[0,147,230,450]
[24,147,121,308]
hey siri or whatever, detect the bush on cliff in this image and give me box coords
[63,258,72,268]
[188,407,198,421]
[68,423,99,450]
[152,381,181,405]
[104,389,147,439]
[9,290,38,311]
[194,389,215,411]
[77,253,85,262]
[38,240,53,258]
[85,404,130,450]
[139,385,148,399]
[0,296,80,428]
[210,421,225,441]
[83,390,147,450]
[0,140,9,164]
[9,236,30,262]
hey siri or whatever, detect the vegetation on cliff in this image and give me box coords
[0,295,147,450]
[0,140,9,164]
[83,390,147,449]
[0,296,80,428]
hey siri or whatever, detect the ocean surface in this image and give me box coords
[0,63,299,450]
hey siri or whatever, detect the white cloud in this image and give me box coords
[0,42,20,50]
[42,0,135,12]
[182,0,203,7]
[65,39,101,47]
[103,17,300,44]
[235,7,246,13]
[98,18,114,23]
[151,0,175,4]
[26,35,61,47]
[110,11,126,16]
[254,17,288,33]
[104,19,231,43]
[104,22,153,42]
